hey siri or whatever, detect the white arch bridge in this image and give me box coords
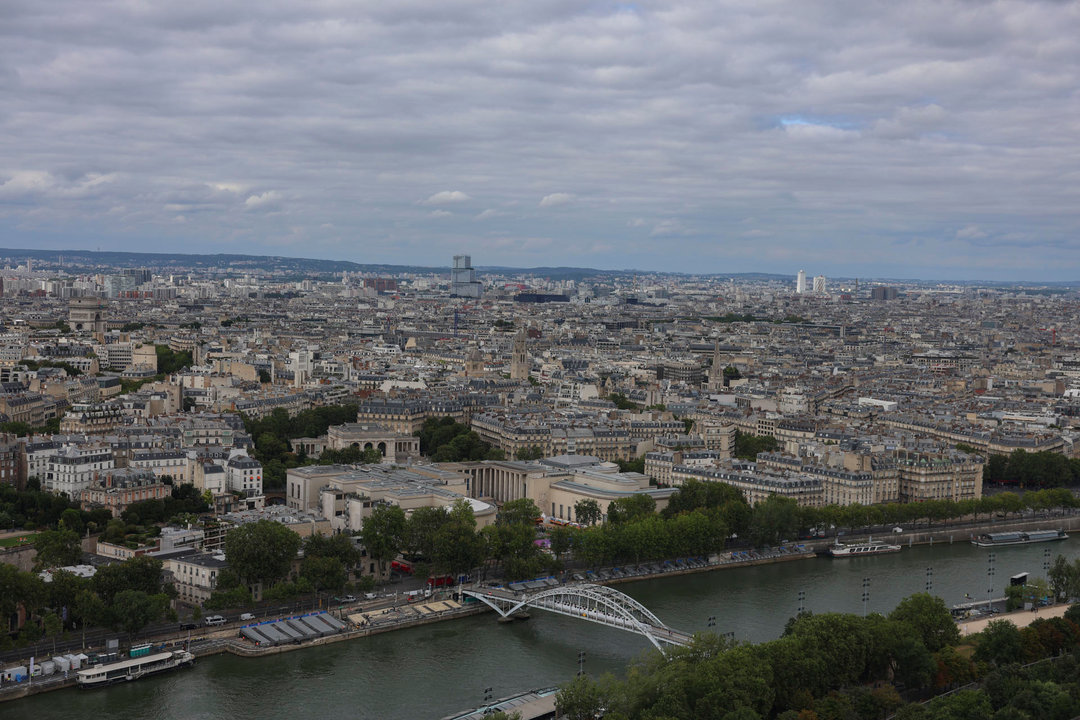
[462,583,694,651]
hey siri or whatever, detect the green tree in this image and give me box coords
[404,506,449,560]
[733,430,778,460]
[59,508,84,535]
[42,612,63,653]
[556,675,606,720]
[606,494,656,524]
[499,498,541,526]
[974,619,1024,666]
[32,528,82,570]
[749,495,800,546]
[109,589,170,637]
[573,499,602,526]
[514,446,545,461]
[361,504,407,574]
[300,555,347,596]
[889,593,961,652]
[224,520,302,587]
[304,532,361,568]
[433,503,485,576]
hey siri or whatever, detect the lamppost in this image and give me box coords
[797,590,806,615]
[707,615,716,630]
[862,577,870,617]
[926,567,933,594]
[987,552,996,612]
[483,686,493,710]
[577,651,586,677]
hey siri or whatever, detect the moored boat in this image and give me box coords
[75,649,194,688]
[826,538,902,557]
[971,529,1068,547]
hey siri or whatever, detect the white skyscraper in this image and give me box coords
[796,270,807,294]
[813,275,826,294]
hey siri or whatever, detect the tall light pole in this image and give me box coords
[987,552,996,612]
[483,686,493,710]
[925,567,933,594]
[577,651,586,677]
[707,615,716,630]
[862,577,870,617]
[797,590,806,614]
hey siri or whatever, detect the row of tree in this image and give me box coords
[555,594,1080,720]
[0,555,175,650]
[206,520,375,609]
[982,448,1080,488]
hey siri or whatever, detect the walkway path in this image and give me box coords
[959,603,1070,636]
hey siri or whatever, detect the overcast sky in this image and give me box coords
[1,1,1078,280]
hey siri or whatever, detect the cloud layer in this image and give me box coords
[1,1,1078,279]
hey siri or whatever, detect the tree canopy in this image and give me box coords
[224,520,302,587]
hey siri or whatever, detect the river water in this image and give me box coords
[7,537,1077,720]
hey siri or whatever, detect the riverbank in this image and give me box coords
[3,513,1076,703]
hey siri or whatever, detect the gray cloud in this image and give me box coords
[0,0,1078,279]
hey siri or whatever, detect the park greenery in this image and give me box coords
[416,416,505,461]
[555,597,1080,720]
[242,404,367,490]
[607,392,641,411]
[733,430,779,461]
[17,358,84,376]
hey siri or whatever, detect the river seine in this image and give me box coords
[8,537,1077,720]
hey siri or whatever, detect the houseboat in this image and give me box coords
[76,649,195,688]
[971,529,1068,547]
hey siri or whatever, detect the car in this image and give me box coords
[892,526,904,533]
[179,622,199,630]
[204,615,227,626]
[239,612,255,621]
[334,595,357,603]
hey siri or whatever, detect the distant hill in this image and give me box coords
[0,247,1075,286]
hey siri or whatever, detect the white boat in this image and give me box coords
[826,538,901,557]
[75,650,194,688]
[971,529,1068,547]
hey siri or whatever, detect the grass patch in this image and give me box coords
[0,533,39,548]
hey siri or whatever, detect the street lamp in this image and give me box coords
[577,651,586,677]
[707,615,716,629]
[797,590,806,615]
[987,552,996,612]
[925,567,933,594]
[483,686,493,709]
[862,577,870,617]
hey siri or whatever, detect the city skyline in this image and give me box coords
[1,1,1078,281]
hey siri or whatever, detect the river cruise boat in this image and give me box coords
[971,529,1068,547]
[76,649,194,688]
[826,538,902,557]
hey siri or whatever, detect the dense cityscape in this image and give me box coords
[4,0,1080,717]
[0,250,1080,718]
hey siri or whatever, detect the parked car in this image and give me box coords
[204,615,227,626]
[179,622,199,630]
[892,526,904,533]
[239,613,255,621]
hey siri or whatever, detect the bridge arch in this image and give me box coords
[463,583,690,651]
